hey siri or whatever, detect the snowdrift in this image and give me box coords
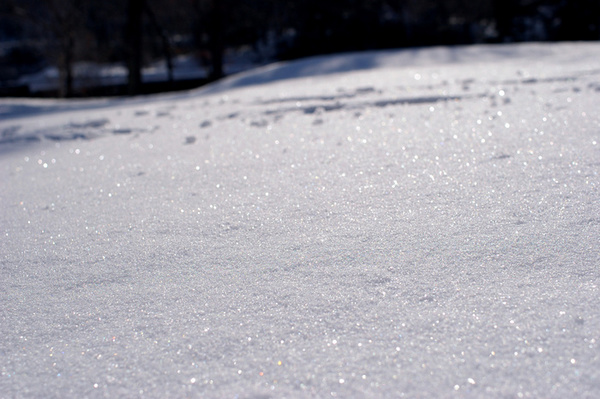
[1,42,599,398]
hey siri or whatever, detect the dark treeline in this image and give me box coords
[1,0,598,97]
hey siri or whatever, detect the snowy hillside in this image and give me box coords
[1,42,599,398]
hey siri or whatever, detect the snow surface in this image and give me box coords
[1,42,599,398]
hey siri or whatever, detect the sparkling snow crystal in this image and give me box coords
[1,42,599,398]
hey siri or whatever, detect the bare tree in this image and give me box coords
[8,0,86,97]
[145,2,174,84]
[206,0,224,80]
[126,0,144,95]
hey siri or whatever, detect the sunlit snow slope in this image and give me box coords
[1,42,599,398]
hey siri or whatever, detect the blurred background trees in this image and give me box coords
[1,0,598,97]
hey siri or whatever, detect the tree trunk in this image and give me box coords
[145,3,174,85]
[58,34,74,98]
[127,0,144,95]
[493,0,513,42]
[208,0,224,80]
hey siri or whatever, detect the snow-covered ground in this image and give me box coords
[1,42,599,398]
